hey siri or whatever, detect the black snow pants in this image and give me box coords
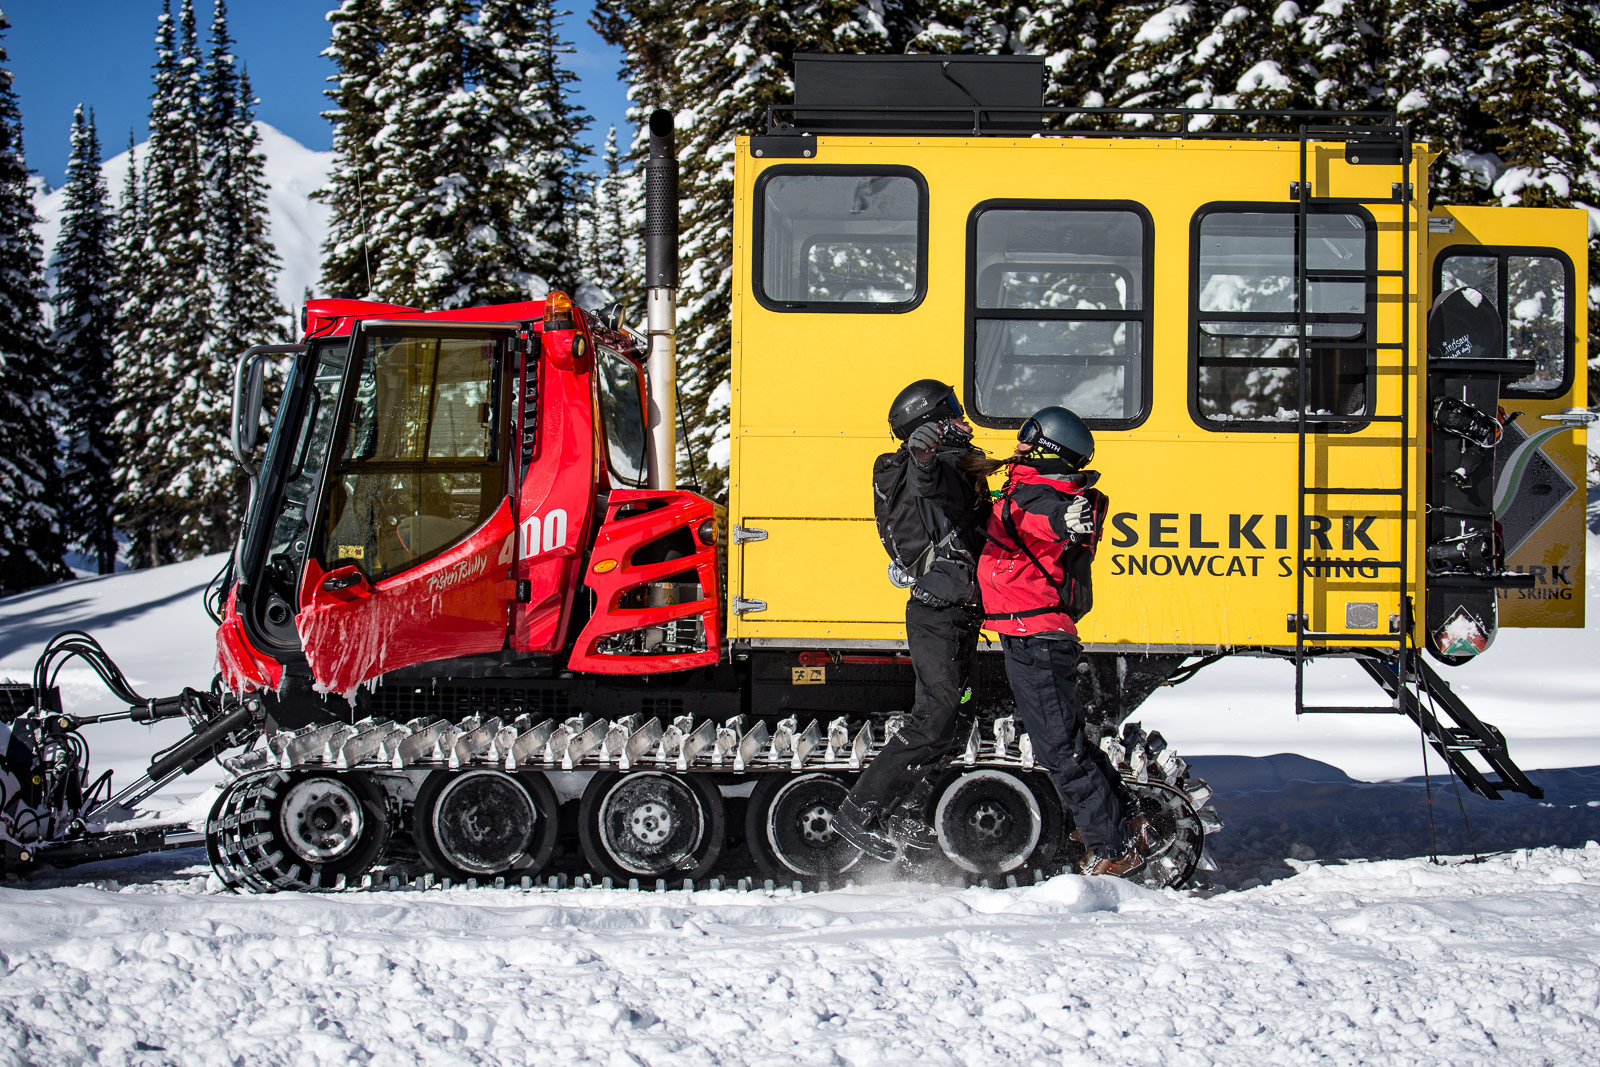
[1000,633,1130,852]
[848,597,980,816]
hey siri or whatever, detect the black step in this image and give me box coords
[1297,705,1399,715]
[1296,631,1406,643]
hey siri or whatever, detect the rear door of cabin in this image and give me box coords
[1429,206,1590,627]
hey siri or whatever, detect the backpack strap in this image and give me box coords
[996,484,1074,607]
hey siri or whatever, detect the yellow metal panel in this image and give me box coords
[729,135,1432,649]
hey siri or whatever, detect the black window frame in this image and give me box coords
[1189,202,1378,434]
[752,165,929,314]
[593,341,651,489]
[1433,244,1576,399]
[964,198,1155,431]
[309,323,515,584]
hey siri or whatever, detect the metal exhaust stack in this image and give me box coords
[644,109,679,490]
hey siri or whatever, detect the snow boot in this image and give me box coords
[884,809,938,852]
[832,798,901,862]
[1084,841,1145,879]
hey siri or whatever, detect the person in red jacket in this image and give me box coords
[978,406,1147,878]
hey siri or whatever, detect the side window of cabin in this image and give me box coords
[322,333,506,582]
[1191,207,1375,430]
[595,344,649,487]
[1436,248,1573,397]
[754,168,926,311]
[967,203,1152,428]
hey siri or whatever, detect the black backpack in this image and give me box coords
[995,485,1109,622]
[872,450,933,574]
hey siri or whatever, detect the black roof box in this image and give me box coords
[787,54,1044,134]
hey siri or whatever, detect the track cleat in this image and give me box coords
[831,798,899,862]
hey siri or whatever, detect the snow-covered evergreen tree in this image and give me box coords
[596,0,892,499]
[203,0,287,356]
[1383,0,1485,206]
[1096,1,1207,125]
[473,0,592,299]
[115,0,226,566]
[49,107,119,574]
[340,0,592,308]
[1017,0,1119,114]
[590,125,637,309]
[1300,0,1386,112]
[0,11,66,592]
[318,0,389,299]
[1476,0,1600,406]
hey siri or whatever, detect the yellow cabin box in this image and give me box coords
[723,99,1588,674]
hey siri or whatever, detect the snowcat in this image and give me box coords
[1,56,1589,894]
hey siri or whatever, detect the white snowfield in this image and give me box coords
[1,533,1597,1063]
[2,848,1598,1065]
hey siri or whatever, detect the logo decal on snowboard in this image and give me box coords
[1434,606,1490,657]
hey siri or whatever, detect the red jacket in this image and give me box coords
[978,467,1107,637]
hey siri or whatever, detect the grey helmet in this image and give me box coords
[1018,406,1094,474]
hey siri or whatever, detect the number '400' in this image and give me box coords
[518,509,568,559]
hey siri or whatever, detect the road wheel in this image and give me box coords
[412,769,558,882]
[934,769,1059,877]
[745,772,862,884]
[578,771,724,884]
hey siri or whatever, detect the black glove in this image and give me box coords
[906,423,941,467]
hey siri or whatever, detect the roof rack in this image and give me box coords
[764,104,1404,140]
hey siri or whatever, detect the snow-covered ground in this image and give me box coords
[1,535,1598,1063]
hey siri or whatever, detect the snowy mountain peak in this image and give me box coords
[33,122,331,318]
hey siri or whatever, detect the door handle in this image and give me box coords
[320,565,374,600]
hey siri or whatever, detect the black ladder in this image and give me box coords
[1291,121,1415,713]
[1358,653,1543,799]
[1287,124,1540,801]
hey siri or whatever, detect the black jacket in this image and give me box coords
[904,443,990,606]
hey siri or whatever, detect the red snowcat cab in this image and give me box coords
[216,292,721,701]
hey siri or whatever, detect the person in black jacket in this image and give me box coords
[834,380,997,861]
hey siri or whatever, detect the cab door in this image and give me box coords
[297,322,521,692]
[1430,206,1590,627]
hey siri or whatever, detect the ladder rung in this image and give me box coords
[1303,194,1407,205]
[1304,269,1406,280]
[1301,487,1405,496]
[1297,631,1406,643]
[1296,413,1404,424]
[1297,706,1399,715]
[1288,340,1406,353]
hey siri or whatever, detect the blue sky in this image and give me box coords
[4,0,631,187]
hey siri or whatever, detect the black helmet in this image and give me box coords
[888,379,964,440]
[1018,406,1093,474]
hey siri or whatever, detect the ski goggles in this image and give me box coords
[1017,416,1061,452]
[931,391,965,423]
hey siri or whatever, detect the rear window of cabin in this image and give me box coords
[754,168,927,312]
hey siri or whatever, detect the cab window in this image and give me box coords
[1191,206,1375,430]
[754,167,926,312]
[321,332,506,582]
[1436,248,1573,397]
[967,202,1152,427]
[595,344,649,487]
